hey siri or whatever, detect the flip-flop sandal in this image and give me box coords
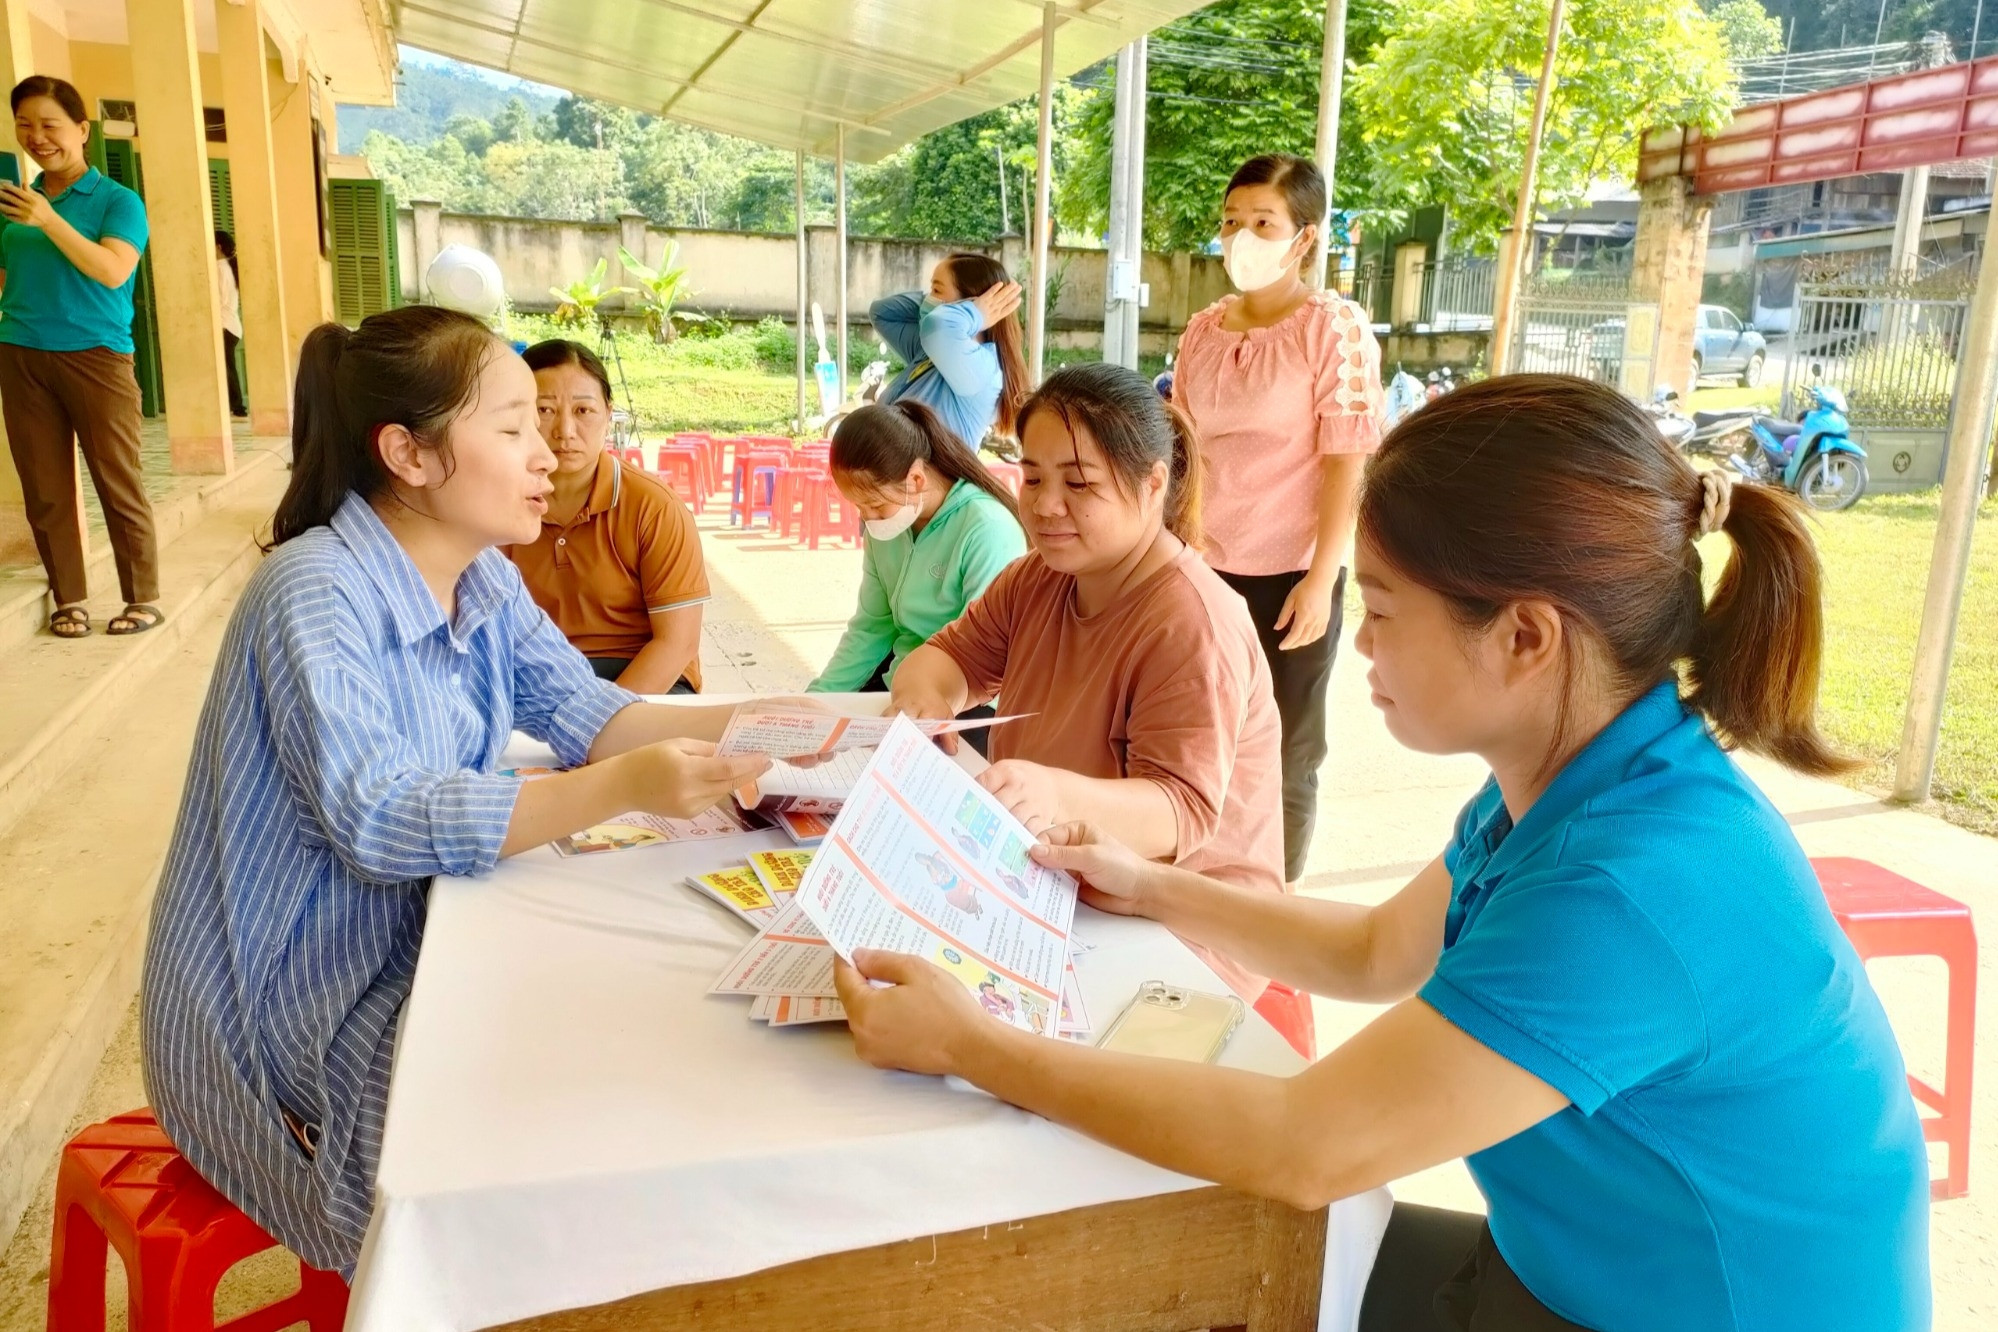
[48,606,91,638]
[106,603,165,636]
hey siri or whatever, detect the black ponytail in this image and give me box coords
[830,400,1022,528]
[268,307,501,547]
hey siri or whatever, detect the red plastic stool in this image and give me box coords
[729,449,790,526]
[1254,981,1316,1061]
[1813,857,1977,1200]
[986,460,1023,499]
[799,474,862,550]
[48,1108,349,1331]
[655,445,707,513]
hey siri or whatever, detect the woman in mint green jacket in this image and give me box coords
[811,402,1025,746]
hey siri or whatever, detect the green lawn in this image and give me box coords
[1803,491,1998,835]
[510,315,802,436]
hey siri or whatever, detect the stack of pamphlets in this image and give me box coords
[704,715,1092,1040]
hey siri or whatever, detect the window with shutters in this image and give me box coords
[329,177,402,325]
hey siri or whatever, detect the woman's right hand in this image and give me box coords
[888,681,963,753]
[624,738,770,818]
[972,281,1023,330]
[1029,821,1155,917]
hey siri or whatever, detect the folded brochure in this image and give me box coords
[788,714,1077,1038]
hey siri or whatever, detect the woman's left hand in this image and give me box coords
[1274,569,1339,650]
[835,949,988,1076]
[978,759,1064,836]
[0,184,55,229]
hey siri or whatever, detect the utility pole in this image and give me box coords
[1487,0,1567,376]
[1310,0,1351,289]
[1894,207,1998,799]
[997,145,1010,235]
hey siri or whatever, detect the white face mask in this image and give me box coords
[1223,227,1302,293]
[864,501,920,542]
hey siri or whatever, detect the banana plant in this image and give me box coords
[618,242,691,342]
[549,258,631,328]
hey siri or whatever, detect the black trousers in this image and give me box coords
[1216,567,1346,882]
[588,657,695,694]
[1360,1204,1590,1332]
[223,330,246,417]
[861,654,993,757]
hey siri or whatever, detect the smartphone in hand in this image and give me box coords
[0,154,20,187]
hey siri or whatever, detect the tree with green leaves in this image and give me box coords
[1707,0,1785,60]
[1349,0,1739,251]
[1059,0,1390,253]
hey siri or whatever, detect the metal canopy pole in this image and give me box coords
[1103,41,1135,369]
[1893,233,1998,800]
[795,149,808,433]
[836,125,849,406]
[1487,0,1567,376]
[1119,38,1146,366]
[1027,0,1056,385]
[1310,0,1350,289]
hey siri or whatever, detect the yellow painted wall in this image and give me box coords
[28,14,68,81]
[67,41,229,159]
[271,57,332,346]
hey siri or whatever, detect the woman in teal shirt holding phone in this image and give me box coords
[0,75,160,640]
[835,375,1928,1331]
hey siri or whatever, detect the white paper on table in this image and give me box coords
[792,715,1077,1038]
[553,806,765,857]
[717,706,1029,760]
[1058,959,1091,1037]
[768,994,847,1026]
[708,900,838,998]
[736,747,873,805]
[747,995,779,1022]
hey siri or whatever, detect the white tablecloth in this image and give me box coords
[345,696,1391,1332]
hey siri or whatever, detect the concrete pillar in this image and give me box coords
[1168,250,1193,331]
[271,64,327,360]
[615,210,647,308]
[217,0,291,438]
[1629,175,1712,396]
[412,198,444,296]
[1390,241,1427,329]
[0,0,41,563]
[128,0,230,473]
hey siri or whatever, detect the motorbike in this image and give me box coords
[1727,380,1867,512]
[1642,389,1757,458]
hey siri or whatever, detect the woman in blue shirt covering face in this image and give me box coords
[140,306,772,1275]
[869,252,1029,451]
[835,374,1929,1332]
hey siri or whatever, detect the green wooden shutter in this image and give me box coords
[208,158,234,235]
[380,185,402,310]
[91,138,164,417]
[329,177,397,325]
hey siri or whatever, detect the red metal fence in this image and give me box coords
[1641,55,1998,194]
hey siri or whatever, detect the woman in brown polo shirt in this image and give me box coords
[890,361,1284,1001]
[508,340,708,693]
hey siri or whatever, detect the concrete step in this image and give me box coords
[0,457,288,844]
[0,475,279,1259]
[0,441,287,651]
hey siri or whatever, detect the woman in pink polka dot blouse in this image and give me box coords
[1171,154,1384,884]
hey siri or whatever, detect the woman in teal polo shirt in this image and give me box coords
[0,75,157,638]
[833,374,1929,1331]
[810,399,1024,750]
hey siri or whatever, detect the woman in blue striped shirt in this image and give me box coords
[140,306,771,1275]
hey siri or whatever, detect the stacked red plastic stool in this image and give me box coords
[1813,857,1977,1199]
[47,1108,349,1331]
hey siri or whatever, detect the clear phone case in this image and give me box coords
[1095,981,1244,1064]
